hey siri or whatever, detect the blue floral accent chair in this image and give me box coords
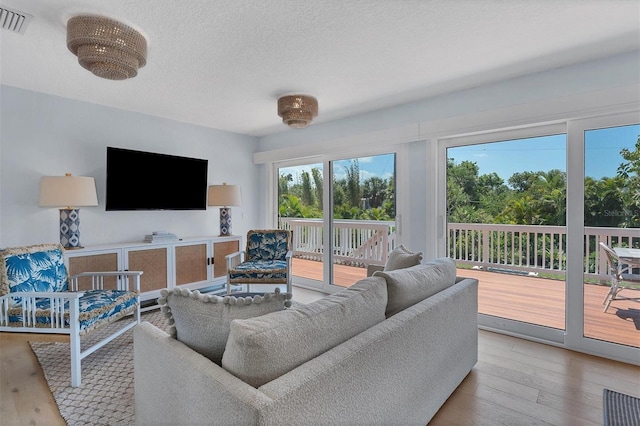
[0,243,142,387]
[227,230,293,301]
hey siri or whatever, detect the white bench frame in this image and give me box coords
[0,270,142,387]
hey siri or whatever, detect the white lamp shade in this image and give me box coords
[208,183,241,207]
[39,174,98,208]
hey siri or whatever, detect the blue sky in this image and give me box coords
[449,124,639,181]
[280,124,638,186]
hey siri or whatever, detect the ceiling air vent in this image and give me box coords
[0,5,32,34]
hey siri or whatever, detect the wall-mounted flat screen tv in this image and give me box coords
[106,147,208,211]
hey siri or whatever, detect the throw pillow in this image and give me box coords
[221,276,388,388]
[158,288,291,365]
[0,243,68,297]
[374,257,456,317]
[384,244,423,271]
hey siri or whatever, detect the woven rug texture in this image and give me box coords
[30,310,168,426]
[603,388,640,426]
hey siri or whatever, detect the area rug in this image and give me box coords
[30,310,168,426]
[603,388,640,426]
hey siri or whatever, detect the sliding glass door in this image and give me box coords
[440,114,639,363]
[330,154,396,288]
[276,153,396,292]
[444,127,567,341]
[579,120,639,350]
[277,161,325,287]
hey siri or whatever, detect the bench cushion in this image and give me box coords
[228,260,288,283]
[222,276,388,387]
[6,289,138,334]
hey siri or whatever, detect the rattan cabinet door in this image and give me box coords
[124,246,169,294]
[174,242,208,285]
[67,251,119,291]
[213,240,240,278]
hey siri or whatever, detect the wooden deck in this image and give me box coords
[292,258,640,348]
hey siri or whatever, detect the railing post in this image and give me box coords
[482,227,489,268]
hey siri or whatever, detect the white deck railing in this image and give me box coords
[279,218,396,266]
[278,218,637,278]
[448,223,639,280]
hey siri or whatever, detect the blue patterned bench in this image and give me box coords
[0,243,141,387]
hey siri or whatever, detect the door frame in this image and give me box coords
[565,111,639,365]
[437,123,568,344]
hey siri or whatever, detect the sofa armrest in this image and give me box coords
[134,321,273,425]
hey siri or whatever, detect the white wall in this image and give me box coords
[0,86,259,248]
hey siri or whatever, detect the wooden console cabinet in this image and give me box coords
[64,235,241,303]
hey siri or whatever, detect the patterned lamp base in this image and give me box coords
[60,208,83,249]
[219,207,232,236]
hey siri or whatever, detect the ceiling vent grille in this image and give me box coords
[0,5,32,34]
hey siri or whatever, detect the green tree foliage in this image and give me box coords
[616,135,640,227]
[311,168,323,210]
[344,160,361,208]
[279,194,321,218]
[446,139,636,229]
[279,173,292,197]
[300,171,314,207]
[278,159,395,221]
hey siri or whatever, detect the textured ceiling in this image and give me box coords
[1,0,639,137]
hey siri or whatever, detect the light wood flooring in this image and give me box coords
[1,286,639,425]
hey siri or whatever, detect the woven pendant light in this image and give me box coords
[277,95,318,128]
[67,15,147,80]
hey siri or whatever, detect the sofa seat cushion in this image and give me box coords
[228,259,287,284]
[222,276,388,388]
[374,257,456,317]
[159,288,291,365]
[7,289,138,334]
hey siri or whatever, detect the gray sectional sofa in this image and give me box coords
[134,258,478,425]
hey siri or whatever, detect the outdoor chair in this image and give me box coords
[226,229,292,299]
[599,242,640,313]
[0,243,142,387]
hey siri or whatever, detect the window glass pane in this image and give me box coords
[584,124,639,348]
[447,134,567,330]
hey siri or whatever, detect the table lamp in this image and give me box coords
[39,173,98,249]
[208,183,241,236]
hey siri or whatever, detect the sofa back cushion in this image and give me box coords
[159,288,291,365]
[384,244,423,271]
[374,257,456,317]
[221,276,388,387]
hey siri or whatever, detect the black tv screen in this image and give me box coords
[106,147,208,211]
